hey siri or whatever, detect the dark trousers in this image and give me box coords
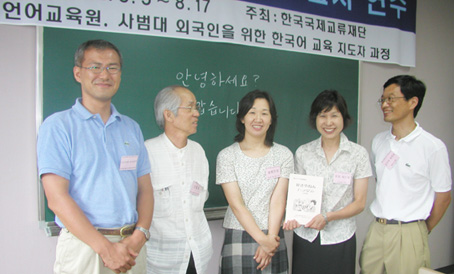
[186,253,197,274]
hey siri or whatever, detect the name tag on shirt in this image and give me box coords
[333,172,353,185]
[190,181,203,196]
[119,155,138,171]
[382,151,399,169]
[266,166,281,179]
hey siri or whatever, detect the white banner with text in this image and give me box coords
[0,0,417,66]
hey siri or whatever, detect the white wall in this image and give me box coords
[0,25,58,273]
[0,1,452,273]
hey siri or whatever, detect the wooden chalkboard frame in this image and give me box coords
[37,26,359,236]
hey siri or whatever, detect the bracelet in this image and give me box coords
[322,213,329,224]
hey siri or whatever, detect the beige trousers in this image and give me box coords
[359,220,430,274]
[54,229,147,274]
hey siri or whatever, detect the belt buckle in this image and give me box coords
[378,218,387,224]
[119,224,135,237]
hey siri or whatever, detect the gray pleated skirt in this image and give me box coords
[219,228,288,274]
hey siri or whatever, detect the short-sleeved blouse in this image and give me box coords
[293,133,372,245]
[216,142,294,230]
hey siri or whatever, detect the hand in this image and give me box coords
[259,234,280,256]
[283,219,302,230]
[99,241,137,274]
[254,246,272,270]
[120,230,147,254]
[305,214,327,230]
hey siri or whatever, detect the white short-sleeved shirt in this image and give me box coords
[216,142,294,230]
[145,133,212,274]
[370,123,452,221]
[293,133,372,245]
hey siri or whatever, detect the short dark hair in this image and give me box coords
[74,39,123,67]
[234,90,277,147]
[383,75,426,118]
[309,90,352,130]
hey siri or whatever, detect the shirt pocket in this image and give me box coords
[153,186,173,217]
[151,174,174,218]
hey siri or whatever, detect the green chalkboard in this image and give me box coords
[42,27,358,223]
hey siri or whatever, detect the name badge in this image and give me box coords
[382,151,399,169]
[119,155,138,171]
[190,181,203,196]
[333,172,353,185]
[266,166,281,179]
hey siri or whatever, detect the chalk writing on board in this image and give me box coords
[198,100,239,119]
[176,68,260,88]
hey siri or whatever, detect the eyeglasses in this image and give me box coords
[377,96,406,104]
[79,65,121,74]
[178,105,201,113]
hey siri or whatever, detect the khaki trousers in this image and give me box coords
[54,229,147,274]
[359,220,430,274]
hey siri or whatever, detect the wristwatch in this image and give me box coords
[135,226,150,241]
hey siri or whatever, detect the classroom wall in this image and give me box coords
[0,0,452,273]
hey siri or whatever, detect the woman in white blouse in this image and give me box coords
[283,90,372,274]
[216,90,294,274]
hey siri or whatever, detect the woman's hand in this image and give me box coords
[305,214,327,230]
[282,219,302,230]
[258,234,280,255]
[254,246,273,270]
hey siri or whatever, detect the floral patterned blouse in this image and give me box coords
[293,133,372,245]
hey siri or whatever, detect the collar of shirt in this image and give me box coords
[72,97,121,125]
[162,132,187,161]
[388,121,422,143]
[314,132,352,163]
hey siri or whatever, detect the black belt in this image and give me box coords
[376,218,424,225]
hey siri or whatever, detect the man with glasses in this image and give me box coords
[359,75,452,274]
[144,85,212,273]
[37,40,154,274]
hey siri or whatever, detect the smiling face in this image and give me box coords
[73,47,122,106]
[316,106,344,141]
[241,98,272,140]
[381,83,416,125]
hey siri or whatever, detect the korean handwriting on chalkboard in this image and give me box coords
[198,100,239,119]
[176,69,260,89]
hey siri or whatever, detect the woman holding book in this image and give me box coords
[283,90,372,274]
[216,90,293,273]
